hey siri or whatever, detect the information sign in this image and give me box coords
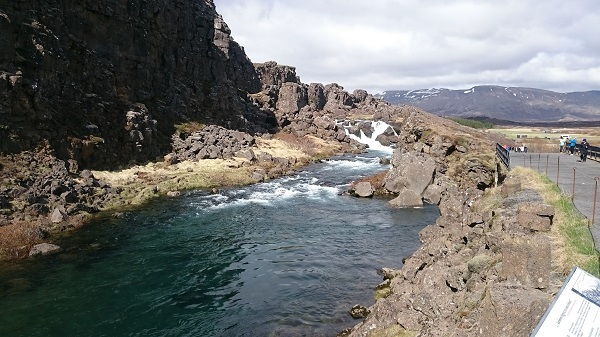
[531,267,600,336]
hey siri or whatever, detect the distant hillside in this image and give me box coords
[376,86,600,122]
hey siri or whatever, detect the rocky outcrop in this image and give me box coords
[343,173,561,337]
[0,147,117,229]
[352,182,375,198]
[0,0,382,260]
[251,61,402,147]
[358,107,502,208]
[169,125,255,162]
[255,61,300,89]
[0,0,502,275]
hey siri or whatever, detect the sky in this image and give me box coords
[213,0,600,95]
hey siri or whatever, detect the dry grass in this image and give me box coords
[270,133,343,159]
[94,132,345,210]
[94,158,255,209]
[522,138,558,153]
[256,136,313,161]
[0,221,44,260]
[174,121,205,134]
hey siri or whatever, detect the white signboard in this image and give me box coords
[531,267,600,336]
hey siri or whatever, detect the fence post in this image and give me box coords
[572,167,577,201]
[530,155,532,168]
[545,155,549,175]
[538,154,540,171]
[557,156,560,187]
[592,177,598,226]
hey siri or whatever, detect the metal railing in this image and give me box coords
[575,143,600,162]
[496,143,510,169]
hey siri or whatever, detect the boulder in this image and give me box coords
[50,205,67,223]
[378,267,401,280]
[379,157,391,165]
[313,116,335,130]
[422,184,444,204]
[273,157,290,167]
[467,254,494,275]
[517,202,554,232]
[251,169,266,182]
[276,82,308,114]
[353,182,374,198]
[307,83,326,110]
[499,236,552,289]
[29,243,61,256]
[257,152,273,162]
[384,151,436,196]
[389,189,423,207]
[349,305,370,319]
[236,149,256,162]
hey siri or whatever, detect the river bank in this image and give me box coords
[0,146,438,337]
[340,165,599,337]
[0,132,363,261]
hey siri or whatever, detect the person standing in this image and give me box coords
[580,138,590,162]
[570,137,577,155]
[559,137,565,153]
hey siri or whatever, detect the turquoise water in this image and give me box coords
[0,152,439,337]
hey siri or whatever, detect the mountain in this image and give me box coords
[376,86,600,122]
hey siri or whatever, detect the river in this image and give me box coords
[0,148,439,337]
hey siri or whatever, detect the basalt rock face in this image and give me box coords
[0,0,272,170]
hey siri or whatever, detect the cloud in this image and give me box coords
[214,0,600,94]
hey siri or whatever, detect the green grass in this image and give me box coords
[447,117,495,129]
[174,121,205,134]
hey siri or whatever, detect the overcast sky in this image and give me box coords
[214,0,600,94]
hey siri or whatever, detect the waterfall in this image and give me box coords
[340,120,397,154]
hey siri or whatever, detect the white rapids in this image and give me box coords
[340,120,397,154]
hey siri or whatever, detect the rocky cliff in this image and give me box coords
[0,0,273,170]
